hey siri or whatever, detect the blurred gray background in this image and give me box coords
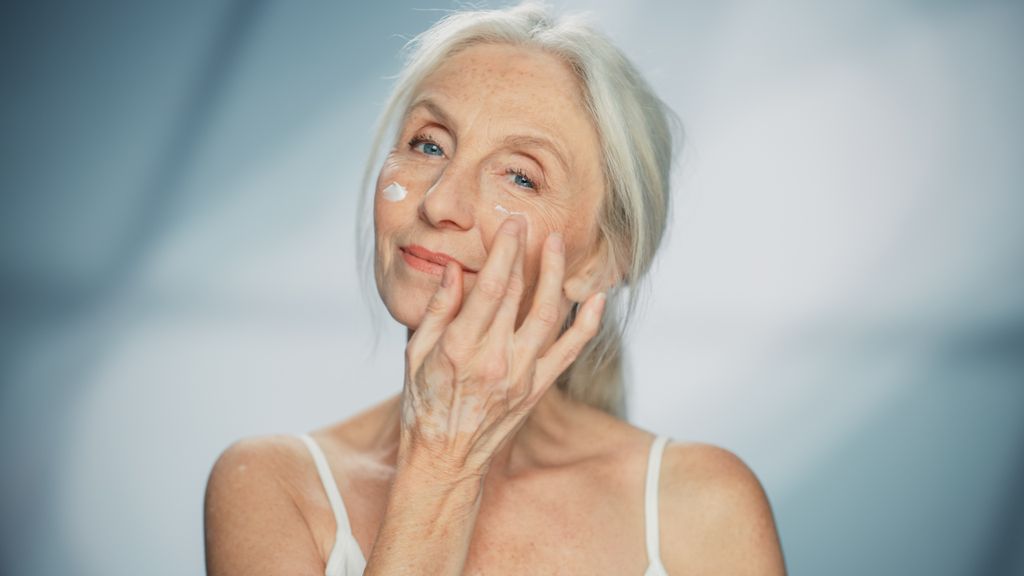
[2,1,1022,574]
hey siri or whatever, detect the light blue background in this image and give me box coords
[1,1,1022,574]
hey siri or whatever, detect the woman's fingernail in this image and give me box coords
[503,217,522,236]
[441,263,453,288]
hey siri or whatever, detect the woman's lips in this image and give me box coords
[400,245,476,276]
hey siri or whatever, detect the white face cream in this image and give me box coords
[382,182,408,202]
[494,203,525,217]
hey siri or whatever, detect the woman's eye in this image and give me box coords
[409,135,445,157]
[508,168,536,190]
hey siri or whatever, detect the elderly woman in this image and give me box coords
[205,3,785,575]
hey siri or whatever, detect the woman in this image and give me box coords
[205,3,785,574]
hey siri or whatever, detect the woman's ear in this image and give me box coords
[563,235,620,303]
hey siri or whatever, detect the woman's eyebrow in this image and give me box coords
[501,134,572,174]
[407,97,457,131]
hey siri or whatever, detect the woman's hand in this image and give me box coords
[399,216,607,485]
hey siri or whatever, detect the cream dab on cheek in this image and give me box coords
[494,204,531,240]
[494,203,526,217]
[382,182,408,202]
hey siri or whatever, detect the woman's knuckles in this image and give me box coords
[476,275,509,301]
[436,332,475,366]
[505,274,525,299]
[425,290,452,316]
[404,344,424,370]
[475,357,509,383]
[534,300,561,326]
[560,342,584,367]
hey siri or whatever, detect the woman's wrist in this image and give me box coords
[366,456,482,571]
[390,461,483,520]
[396,438,487,499]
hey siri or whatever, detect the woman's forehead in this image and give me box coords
[411,44,592,132]
[432,43,581,90]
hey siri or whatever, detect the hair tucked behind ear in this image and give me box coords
[359,2,681,419]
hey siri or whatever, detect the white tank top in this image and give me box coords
[300,434,672,575]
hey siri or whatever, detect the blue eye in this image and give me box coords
[409,135,445,157]
[509,168,536,190]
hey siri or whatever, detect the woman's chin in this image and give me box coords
[382,299,429,332]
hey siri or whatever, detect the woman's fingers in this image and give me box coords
[489,217,527,336]
[515,232,566,359]
[446,217,523,348]
[406,261,463,363]
[532,291,606,398]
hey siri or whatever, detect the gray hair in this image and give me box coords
[358,2,680,418]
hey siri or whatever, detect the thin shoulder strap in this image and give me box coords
[299,434,354,543]
[299,432,352,532]
[645,435,671,571]
[298,434,367,575]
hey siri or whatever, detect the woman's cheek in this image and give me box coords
[379,152,445,197]
[374,157,426,230]
[377,154,405,187]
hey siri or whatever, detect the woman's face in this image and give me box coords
[373,42,606,331]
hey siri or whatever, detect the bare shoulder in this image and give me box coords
[204,434,327,576]
[659,442,787,575]
[209,434,314,481]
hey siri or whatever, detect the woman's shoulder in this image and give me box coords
[206,395,403,558]
[561,410,786,571]
[660,441,762,493]
[206,434,319,506]
[210,395,400,490]
[657,441,787,574]
[204,433,338,573]
[206,431,345,516]
[212,432,306,463]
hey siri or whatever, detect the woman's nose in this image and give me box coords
[418,165,476,231]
